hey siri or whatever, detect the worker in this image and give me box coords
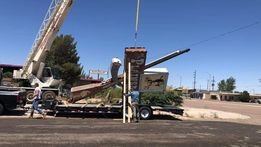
[125,90,140,123]
[29,83,46,119]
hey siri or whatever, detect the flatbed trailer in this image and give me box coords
[53,103,184,120]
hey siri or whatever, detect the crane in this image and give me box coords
[13,0,73,88]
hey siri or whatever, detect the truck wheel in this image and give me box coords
[26,91,34,103]
[0,103,4,115]
[42,91,56,101]
[139,106,152,120]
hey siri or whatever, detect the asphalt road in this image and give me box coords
[0,117,260,147]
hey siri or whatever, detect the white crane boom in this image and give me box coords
[14,0,73,87]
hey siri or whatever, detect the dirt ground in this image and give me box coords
[183,99,261,125]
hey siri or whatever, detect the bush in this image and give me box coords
[141,91,183,106]
[239,91,250,102]
[2,72,13,78]
[93,88,184,106]
[94,87,122,98]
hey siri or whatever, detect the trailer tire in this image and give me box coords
[0,103,4,115]
[139,106,152,120]
[26,91,34,103]
[42,91,56,101]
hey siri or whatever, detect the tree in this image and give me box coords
[45,34,82,86]
[218,80,226,91]
[218,77,236,92]
[226,77,236,92]
[239,91,250,102]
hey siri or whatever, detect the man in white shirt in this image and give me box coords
[29,83,46,119]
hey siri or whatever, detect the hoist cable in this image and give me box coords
[134,0,140,47]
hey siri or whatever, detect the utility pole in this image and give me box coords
[211,76,215,91]
[179,76,182,88]
[207,79,209,91]
[193,70,197,91]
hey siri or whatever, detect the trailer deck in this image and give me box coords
[53,103,184,119]
[54,103,123,117]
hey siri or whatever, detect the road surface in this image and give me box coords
[0,118,260,147]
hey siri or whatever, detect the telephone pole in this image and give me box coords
[211,76,215,91]
[193,70,197,91]
[179,76,182,87]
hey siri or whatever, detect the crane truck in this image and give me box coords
[1,0,74,102]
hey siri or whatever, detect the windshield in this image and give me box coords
[51,67,62,80]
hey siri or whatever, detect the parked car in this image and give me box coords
[0,89,26,115]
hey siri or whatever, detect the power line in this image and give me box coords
[148,21,261,62]
[186,21,261,48]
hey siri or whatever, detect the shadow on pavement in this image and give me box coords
[55,113,182,121]
[2,109,27,116]
[153,115,182,121]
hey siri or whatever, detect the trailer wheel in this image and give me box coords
[42,91,56,101]
[0,103,4,115]
[139,106,152,120]
[26,91,34,103]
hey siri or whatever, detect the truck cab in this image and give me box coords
[0,88,26,115]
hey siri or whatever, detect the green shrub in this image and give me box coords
[94,87,122,98]
[141,91,183,106]
[239,91,250,102]
[2,72,13,78]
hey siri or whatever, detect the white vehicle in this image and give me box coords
[257,99,261,104]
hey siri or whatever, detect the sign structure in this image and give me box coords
[124,47,147,91]
[139,73,168,92]
[89,70,108,75]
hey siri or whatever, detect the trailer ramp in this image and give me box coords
[69,78,121,103]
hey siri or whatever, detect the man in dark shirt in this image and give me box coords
[125,90,140,122]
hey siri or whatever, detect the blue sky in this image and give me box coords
[0,0,261,93]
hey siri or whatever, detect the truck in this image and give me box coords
[0,87,26,115]
[1,0,189,120]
